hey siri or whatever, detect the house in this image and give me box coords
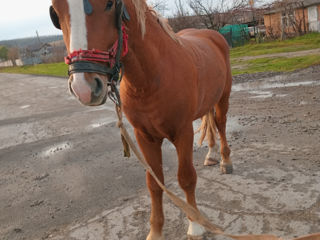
[47,40,67,63]
[168,7,265,33]
[20,43,53,65]
[264,0,320,38]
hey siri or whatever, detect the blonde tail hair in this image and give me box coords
[197,109,217,146]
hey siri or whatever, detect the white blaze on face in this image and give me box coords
[67,0,88,51]
[67,0,92,104]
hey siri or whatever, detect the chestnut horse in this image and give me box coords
[50,0,232,239]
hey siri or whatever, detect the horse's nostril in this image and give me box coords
[92,77,103,97]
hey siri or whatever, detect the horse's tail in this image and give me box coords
[197,109,217,146]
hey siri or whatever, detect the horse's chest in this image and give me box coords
[123,100,182,139]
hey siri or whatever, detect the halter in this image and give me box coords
[63,0,130,105]
[65,25,128,76]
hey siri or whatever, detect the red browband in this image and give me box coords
[65,26,128,67]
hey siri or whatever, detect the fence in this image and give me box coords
[0,59,24,68]
[0,60,13,68]
[219,24,250,48]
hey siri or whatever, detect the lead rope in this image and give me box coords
[111,3,319,238]
[114,104,320,240]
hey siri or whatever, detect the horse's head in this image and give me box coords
[50,0,129,106]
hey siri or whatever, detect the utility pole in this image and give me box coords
[36,30,42,44]
[249,0,256,41]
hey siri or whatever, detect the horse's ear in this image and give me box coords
[122,5,130,21]
[49,6,61,30]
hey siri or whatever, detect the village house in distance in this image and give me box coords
[264,0,320,38]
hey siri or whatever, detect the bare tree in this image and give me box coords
[7,48,20,66]
[175,0,189,17]
[148,0,168,15]
[189,0,215,29]
[264,0,308,40]
[188,0,248,31]
[168,0,200,32]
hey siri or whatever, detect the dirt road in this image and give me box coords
[234,48,320,61]
[0,67,319,240]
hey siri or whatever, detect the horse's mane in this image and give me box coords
[131,0,179,42]
[149,8,179,42]
[131,0,147,36]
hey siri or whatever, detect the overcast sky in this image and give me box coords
[0,0,60,40]
[0,0,179,41]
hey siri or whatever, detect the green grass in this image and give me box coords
[1,33,320,77]
[232,54,320,75]
[230,32,320,58]
[0,62,68,77]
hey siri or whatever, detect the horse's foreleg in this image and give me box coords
[135,129,165,240]
[215,93,233,174]
[173,124,206,239]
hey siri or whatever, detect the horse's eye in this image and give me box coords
[105,0,113,10]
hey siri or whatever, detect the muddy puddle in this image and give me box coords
[232,73,320,99]
[232,79,319,92]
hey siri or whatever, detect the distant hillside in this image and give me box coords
[0,35,63,49]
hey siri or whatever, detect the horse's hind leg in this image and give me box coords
[204,110,220,166]
[134,129,165,240]
[215,92,233,174]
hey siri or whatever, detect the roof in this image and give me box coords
[49,40,65,47]
[26,43,51,52]
[264,0,320,14]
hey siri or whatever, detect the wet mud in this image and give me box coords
[0,66,319,240]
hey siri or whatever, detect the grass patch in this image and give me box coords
[230,32,320,58]
[0,62,68,77]
[1,32,320,77]
[232,54,320,75]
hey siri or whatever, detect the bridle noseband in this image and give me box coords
[50,0,130,105]
[65,25,128,77]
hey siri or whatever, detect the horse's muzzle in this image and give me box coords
[68,73,108,106]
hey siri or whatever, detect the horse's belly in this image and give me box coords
[194,63,227,119]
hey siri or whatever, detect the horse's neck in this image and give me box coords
[122,5,177,93]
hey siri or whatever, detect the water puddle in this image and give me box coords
[87,117,116,129]
[20,105,31,109]
[42,142,72,157]
[248,91,288,99]
[249,90,273,99]
[276,94,288,98]
[233,80,318,92]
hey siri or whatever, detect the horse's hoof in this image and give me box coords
[204,157,219,166]
[187,221,205,240]
[220,163,233,174]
